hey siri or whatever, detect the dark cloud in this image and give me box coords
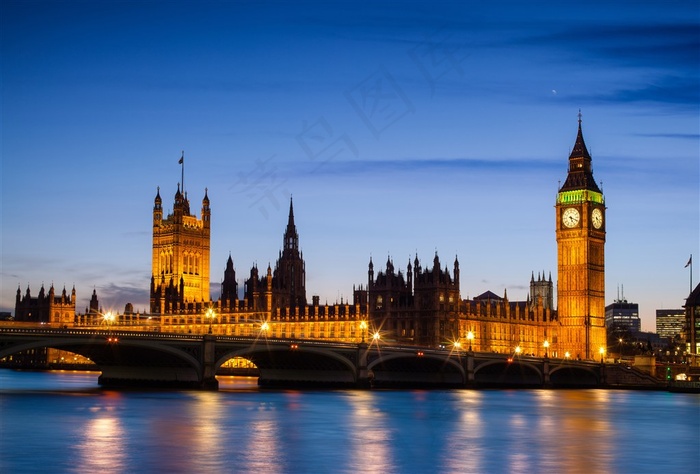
[523,22,699,69]
[94,282,149,311]
[574,76,699,109]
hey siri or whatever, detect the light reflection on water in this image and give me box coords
[1,371,698,474]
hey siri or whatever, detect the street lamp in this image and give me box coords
[543,340,549,358]
[515,345,521,357]
[565,351,571,360]
[261,321,270,335]
[103,311,115,333]
[599,346,605,363]
[467,331,474,352]
[360,321,368,343]
[205,308,216,334]
[618,338,623,363]
[372,332,380,342]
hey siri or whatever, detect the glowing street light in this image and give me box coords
[515,345,521,356]
[372,332,380,342]
[467,331,474,352]
[103,311,115,334]
[565,351,571,360]
[618,338,623,363]
[103,311,115,326]
[543,340,549,358]
[360,321,368,343]
[261,321,270,334]
[205,308,216,334]
[454,341,462,350]
[599,346,605,363]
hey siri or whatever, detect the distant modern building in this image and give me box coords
[656,309,685,341]
[605,298,641,333]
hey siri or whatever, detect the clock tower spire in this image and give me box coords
[556,113,606,360]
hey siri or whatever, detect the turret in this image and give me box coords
[221,253,238,304]
[454,255,460,286]
[153,186,163,224]
[202,188,210,228]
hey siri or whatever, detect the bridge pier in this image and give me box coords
[356,343,372,389]
[200,335,219,390]
[465,352,475,388]
[543,357,551,388]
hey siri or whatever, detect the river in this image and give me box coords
[0,370,697,473]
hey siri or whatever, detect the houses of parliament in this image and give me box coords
[16,118,607,360]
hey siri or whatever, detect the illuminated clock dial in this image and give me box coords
[591,208,603,229]
[562,208,580,228]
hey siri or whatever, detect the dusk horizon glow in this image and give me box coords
[2,1,698,332]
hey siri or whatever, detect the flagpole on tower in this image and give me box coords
[179,151,185,194]
[686,254,693,294]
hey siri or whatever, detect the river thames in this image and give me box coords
[0,370,697,473]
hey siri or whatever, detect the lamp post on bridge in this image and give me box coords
[205,308,216,334]
[467,330,474,352]
[360,321,367,344]
[618,338,623,364]
[103,311,115,334]
[543,340,549,359]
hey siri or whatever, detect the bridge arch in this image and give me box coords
[217,344,359,387]
[473,359,544,386]
[368,351,466,387]
[0,334,208,389]
[549,364,599,387]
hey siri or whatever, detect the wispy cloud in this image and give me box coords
[283,157,561,178]
[634,132,700,140]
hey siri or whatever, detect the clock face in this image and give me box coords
[591,208,603,229]
[562,208,580,228]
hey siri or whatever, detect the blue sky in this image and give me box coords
[2,1,698,331]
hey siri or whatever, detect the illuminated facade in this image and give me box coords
[367,256,558,354]
[57,121,605,361]
[556,115,606,359]
[150,185,211,313]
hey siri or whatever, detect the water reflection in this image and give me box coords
[447,390,484,473]
[75,392,126,473]
[1,372,698,474]
[347,391,394,473]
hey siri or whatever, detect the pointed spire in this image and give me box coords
[287,195,295,227]
[560,110,601,193]
[569,111,591,161]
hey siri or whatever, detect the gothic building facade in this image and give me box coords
[366,255,558,353]
[150,184,211,313]
[15,284,76,325]
[55,117,595,360]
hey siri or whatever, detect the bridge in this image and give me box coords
[0,327,616,390]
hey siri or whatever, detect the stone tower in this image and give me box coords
[556,114,606,359]
[271,197,307,309]
[150,184,211,313]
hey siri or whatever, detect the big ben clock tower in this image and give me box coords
[556,113,606,360]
